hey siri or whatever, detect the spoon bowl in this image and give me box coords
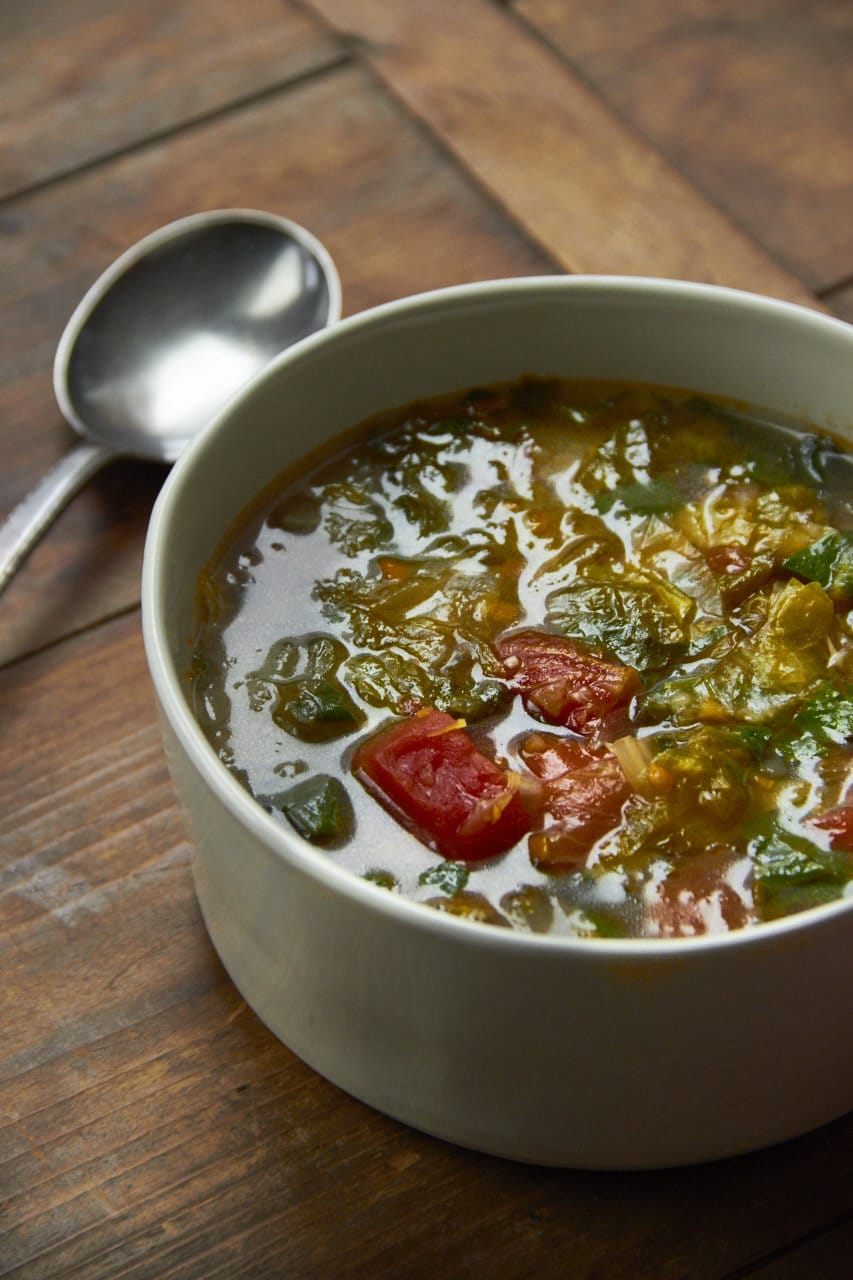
[0,209,340,593]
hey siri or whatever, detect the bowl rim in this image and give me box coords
[141,273,853,959]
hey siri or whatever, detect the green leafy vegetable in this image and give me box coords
[579,910,629,939]
[741,430,837,489]
[283,679,362,729]
[316,517,521,722]
[749,818,850,920]
[594,476,682,516]
[779,681,853,763]
[345,651,431,715]
[391,458,456,537]
[639,727,753,827]
[576,417,652,496]
[701,579,834,722]
[732,724,773,755]
[418,861,471,895]
[547,563,696,674]
[277,775,354,844]
[784,531,853,600]
[363,868,400,891]
[345,649,509,721]
[322,481,394,555]
[248,634,365,741]
[638,671,708,725]
[674,484,828,572]
[632,516,723,617]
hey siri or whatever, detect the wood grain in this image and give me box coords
[3,3,852,1275]
[0,64,552,669]
[515,0,853,295]
[746,1220,853,1279]
[0,0,342,199]
[304,0,820,307]
[2,614,851,1277]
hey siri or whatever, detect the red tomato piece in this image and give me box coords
[810,804,853,852]
[352,709,530,862]
[519,733,630,871]
[705,543,752,575]
[519,733,604,783]
[495,629,642,735]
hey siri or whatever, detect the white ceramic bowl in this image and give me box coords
[142,278,853,1169]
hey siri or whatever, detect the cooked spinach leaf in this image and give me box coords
[749,818,850,920]
[594,476,682,516]
[784,531,853,600]
[275,775,354,845]
[779,681,853,763]
[547,564,695,674]
[418,861,471,895]
[248,634,365,741]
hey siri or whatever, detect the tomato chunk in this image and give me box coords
[496,629,642,734]
[519,733,630,870]
[810,804,853,852]
[705,543,752,575]
[352,709,529,862]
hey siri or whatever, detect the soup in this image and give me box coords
[190,378,853,938]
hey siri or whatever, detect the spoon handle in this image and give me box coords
[0,441,114,596]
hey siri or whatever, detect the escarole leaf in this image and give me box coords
[632,515,723,617]
[316,519,522,722]
[638,580,838,727]
[700,579,834,722]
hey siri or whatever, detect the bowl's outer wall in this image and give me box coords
[146,280,853,1167]
[162,710,853,1169]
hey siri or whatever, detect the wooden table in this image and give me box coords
[2,3,851,1275]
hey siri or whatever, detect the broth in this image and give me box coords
[190,378,853,938]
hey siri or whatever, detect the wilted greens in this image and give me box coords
[190,377,853,938]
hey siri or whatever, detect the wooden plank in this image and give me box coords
[515,0,853,295]
[0,64,552,669]
[743,1218,852,1279]
[304,0,821,308]
[1,613,852,1277]
[3,7,850,1278]
[0,0,342,199]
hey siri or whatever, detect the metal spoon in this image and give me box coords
[0,209,341,595]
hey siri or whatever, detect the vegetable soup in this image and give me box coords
[190,378,853,938]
